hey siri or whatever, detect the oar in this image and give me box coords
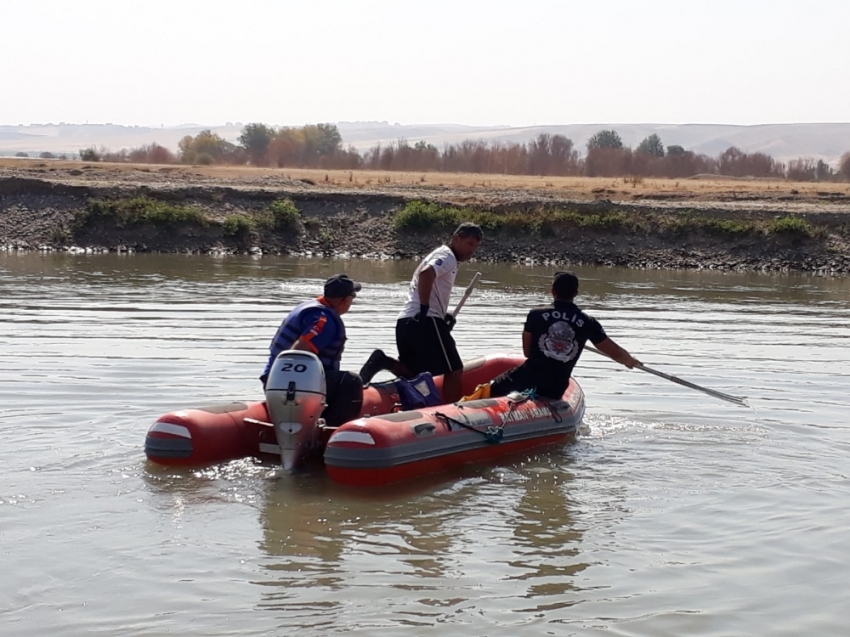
[451,271,482,318]
[586,346,749,407]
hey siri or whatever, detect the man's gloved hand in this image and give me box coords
[414,304,430,322]
[444,313,457,331]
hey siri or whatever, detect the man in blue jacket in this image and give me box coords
[260,274,363,427]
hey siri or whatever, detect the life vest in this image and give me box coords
[265,299,345,373]
[461,383,492,402]
[395,373,442,410]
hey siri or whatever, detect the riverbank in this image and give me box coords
[2,160,849,273]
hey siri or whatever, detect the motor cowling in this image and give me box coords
[264,350,326,471]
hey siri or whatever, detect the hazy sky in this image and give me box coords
[2,0,848,127]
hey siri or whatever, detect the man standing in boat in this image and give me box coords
[361,222,483,403]
[260,274,363,428]
[489,271,640,399]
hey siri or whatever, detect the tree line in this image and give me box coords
[76,123,850,182]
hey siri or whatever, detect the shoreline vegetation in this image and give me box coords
[1,159,849,274]
[35,122,850,184]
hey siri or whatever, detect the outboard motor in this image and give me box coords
[264,350,326,471]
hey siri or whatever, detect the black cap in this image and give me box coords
[323,274,362,298]
[453,222,483,240]
[552,271,579,299]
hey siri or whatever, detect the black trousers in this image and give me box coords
[490,362,567,400]
[395,317,463,377]
[322,369,364,428]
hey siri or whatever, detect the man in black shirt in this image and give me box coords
[490,271,640,399]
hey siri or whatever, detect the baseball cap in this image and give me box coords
[552,271,579,299]
[324,274,362,298]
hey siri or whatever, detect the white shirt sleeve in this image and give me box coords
[424,247,456,278]
[397,246,458,319]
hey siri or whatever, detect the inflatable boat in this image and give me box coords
[144,350,584,485]
[145,352,524,468]
[324,380,584,487]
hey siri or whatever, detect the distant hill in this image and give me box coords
[0,123,245,158]
[2,121,849,166]
[337,122,850,167]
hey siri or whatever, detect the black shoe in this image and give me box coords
[359,349,390,385]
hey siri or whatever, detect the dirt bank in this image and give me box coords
[1,161,849,274]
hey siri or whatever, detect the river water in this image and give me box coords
[1,253,848,636]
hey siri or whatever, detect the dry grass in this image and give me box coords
[2,157,849,201]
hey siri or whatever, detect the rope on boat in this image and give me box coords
[542,398,563,424]
[507,388,564,424]
[435,411,504,443]
[438,389,538,444]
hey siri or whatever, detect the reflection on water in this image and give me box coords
[2,252,850,636]
[138,454,603,633]
[254,455,596,631]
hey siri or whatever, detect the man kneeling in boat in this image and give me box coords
[359,222,483,403]
[489,271,640,400]
[260,274,363,428]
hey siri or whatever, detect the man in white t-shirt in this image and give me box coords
[392,222,483,403]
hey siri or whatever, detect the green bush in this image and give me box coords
[767,216,812,236]
[470,211,516,232]
[222,214,255,237]
[49,226,70,244]
[393,201,461,231]
[393,201,514,233]
[392,201,832,243]
[268,198,301,230]
[658,213,756,236]
[393,201,637,235]
[254,210,276,230]
[548,209,632,231]
[73,197,209,229]
[700,218,757,236]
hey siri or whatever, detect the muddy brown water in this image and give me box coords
[2,253,849,636]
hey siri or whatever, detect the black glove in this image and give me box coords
[414,304,429,322]
[444,313,457,331]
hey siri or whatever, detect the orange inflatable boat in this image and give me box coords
[144,353,528,468]
[324,379,584,487]
[145,351,585,485]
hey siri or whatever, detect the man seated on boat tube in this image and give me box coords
[260,274,363,428]
[489,271,640,400]
[360,222,483,404]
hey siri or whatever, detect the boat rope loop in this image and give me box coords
[435,411,504,444]
[484,426,504,444]
[512,388,563,424]
[544,399,563,424]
